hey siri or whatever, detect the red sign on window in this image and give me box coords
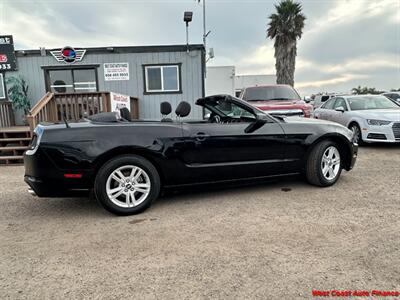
[0,54,7,62]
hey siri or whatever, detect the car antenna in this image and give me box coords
[57,98,70,128]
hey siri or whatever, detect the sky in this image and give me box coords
[0,0,399,95]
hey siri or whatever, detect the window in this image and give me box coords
[46,67,98,93]
[321,98,336,109]
[321,95,330,102]
[243,85,301,101]
[348,96,400,110]
[205,98,256,120]
[0,74,5,99]
[144,64,181,93]
[333,98,347,111]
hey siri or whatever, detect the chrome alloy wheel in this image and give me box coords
[106,165,151,208]
[321,146,341,181]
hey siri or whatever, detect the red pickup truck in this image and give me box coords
[240,84,313,117]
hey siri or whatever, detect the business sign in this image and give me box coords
[110,92,130,112]
[104,63,129,81]
[0,35,17,71]
[50,46,86,64]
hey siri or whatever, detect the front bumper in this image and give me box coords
[361,123,400,143]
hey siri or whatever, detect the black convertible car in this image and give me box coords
[24,95,357,215]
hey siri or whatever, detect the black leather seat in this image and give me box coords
[160,102,172,122]
[175,101,191,118]
[120,107,131,122]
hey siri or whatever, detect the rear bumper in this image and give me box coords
[24,147,93,197]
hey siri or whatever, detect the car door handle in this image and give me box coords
[192,132,209,141]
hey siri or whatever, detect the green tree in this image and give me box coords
[267,0,306,86]
[351,86,383,95]
[5,76,31,115]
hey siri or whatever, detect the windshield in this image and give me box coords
[205,99,256,119]
[348,96,400,110]
[243,86,301,101]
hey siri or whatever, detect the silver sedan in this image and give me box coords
[313,95,400,144]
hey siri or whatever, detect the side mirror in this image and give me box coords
[304,97,311,103]
[244,114,268,133]
[335,106,345,112]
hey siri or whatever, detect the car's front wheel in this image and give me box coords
[94,155,161,215]
[306,140,342,187]
[349,123,363,145]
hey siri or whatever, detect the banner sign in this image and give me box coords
[110,92,130,112]
[104,63,129,81]
[0,35,17,71]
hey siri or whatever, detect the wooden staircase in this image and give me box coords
[0,126,31,165]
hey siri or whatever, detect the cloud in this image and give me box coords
[1,0,398,95]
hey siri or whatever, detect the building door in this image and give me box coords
[45,67,98,93]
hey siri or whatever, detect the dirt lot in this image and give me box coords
[0,145,399,299]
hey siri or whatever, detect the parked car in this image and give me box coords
[240,85,313,117]
[313,95,400,144]
[382,92,400,105]
[24,95,357,215]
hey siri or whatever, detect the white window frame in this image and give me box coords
[0,73,5,99]
[144,65,180,93]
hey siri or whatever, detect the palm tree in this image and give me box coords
[267,0,306,86]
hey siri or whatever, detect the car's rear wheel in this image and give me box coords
[94,155,160,215]
[349,123,363,145]
[306,140,342,187]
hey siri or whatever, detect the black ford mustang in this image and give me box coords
[24,95,357,215]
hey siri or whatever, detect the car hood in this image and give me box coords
[249,99,306,109]
[350,109,400,121]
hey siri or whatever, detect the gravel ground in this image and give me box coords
[0,145,399,299]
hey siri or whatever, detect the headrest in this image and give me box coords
[120,107,131,121]
[175,101,191,117]
[160,102,172,115]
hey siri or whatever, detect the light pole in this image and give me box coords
[184,11,193,53]
[198,0,211,52]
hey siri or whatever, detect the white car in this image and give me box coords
[313,95,400,144]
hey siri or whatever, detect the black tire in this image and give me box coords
[94,155,161,215]
[349,123,364,145]
[306,140,342,187]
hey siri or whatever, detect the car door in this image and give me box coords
[180,103,287,183]
[330,97,348,126]
[317,98,336,121]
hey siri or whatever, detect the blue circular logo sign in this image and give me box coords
[61,46,76,63]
